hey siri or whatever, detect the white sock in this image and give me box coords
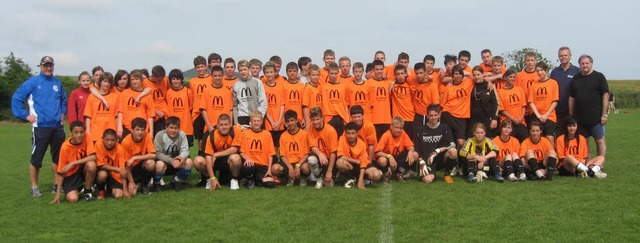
[577,163,589,172]
[592,165,602,173]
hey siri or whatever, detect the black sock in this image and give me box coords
[527,158,539,171]
[466,161,476,174]
[504,160,514,175]
[546,157,557,180]
[445,157,456,175]
[487,158,499,175]
[514,159,525,174]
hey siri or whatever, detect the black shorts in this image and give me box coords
[153,118,166,137]
[529,117,556,137]
[109,176,124,190]
[441,112,467,140]
[413,114,427,133]
[31,126,65,168]
[237,116,250,126]
[512,123,529,142]
[428,153,447,171]
[193,114,205,140]
[241,164,269,185]
[131,161,151,183]
[162,160,180,176]
[198,131,211,156]
[270,130,284,148]
[62,169,85,194]
[374,124,390,141]
[558,164,573,176]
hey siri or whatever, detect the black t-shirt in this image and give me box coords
[470,82,498,123]
[413,122,454,159]
[569,70,609,125]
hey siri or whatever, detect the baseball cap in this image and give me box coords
[39,56,54,66]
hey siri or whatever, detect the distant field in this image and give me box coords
[0,110,638,241]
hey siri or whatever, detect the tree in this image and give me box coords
[0,52,33,120]
[501,48,555,72]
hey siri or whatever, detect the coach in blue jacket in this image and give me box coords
[12,56,67,198]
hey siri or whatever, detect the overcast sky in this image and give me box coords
[1,0,638,79]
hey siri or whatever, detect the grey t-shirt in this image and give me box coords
[232,77,267,121]
[154,130,190,163]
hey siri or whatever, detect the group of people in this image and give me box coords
[11,46,610,203]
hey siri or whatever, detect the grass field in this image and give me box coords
[1,111,639,242]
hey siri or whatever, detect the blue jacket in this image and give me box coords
[11,73,67,128]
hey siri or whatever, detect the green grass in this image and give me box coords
[1,111,639,242]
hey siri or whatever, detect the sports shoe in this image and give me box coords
[495,173,505,183]
[170,181,181,191]
[518,173,527,181]
[196,178,207,187]
[31,188,42,197]
[97,190,106,200]
[141,184,151,195]
[205,179,212,190]
[343,179,356,188]
[315,179,323,189]
[403,170,416,179]
[230,179,240,190]
[286,179,294,187]
[274,177,281,185]
[83,191,94,201]
[299,176,308,187]
[308,173,317,182]
[51,185,57,194]
[364,179,372,185]
[159,178,166,186]
[507,173,518,182]
[444,175,454,184]
[450,167,458,176]
[577,170,589,179]
[246,179,255,189]
[594,171,607,179]
[153,183,162,193]
[534,170,545,180]
[383,171,391,184]
[466,172,477,183]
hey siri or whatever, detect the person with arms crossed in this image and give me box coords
[12,56,67,197]
[302,64,323,130]
[67,72,91,126]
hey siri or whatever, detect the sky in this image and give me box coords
[1,0,638,79]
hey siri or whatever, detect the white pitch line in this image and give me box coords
[379,183,393,243]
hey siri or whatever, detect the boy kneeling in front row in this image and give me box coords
[335,122,382,189]
[51,121,97,203]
